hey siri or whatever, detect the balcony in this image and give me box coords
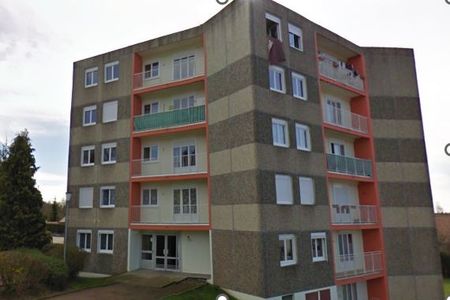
[331,204,377,225]
[335,251,383,279]
[134,105,206,132]
[327,154,372,177]
[131,152,207,178]
[318,53,364,91]
[130,204,208,225]
[323,105,368,134]
[132,68,204,91]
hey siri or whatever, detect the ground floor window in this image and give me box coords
[98,230,114,254]
[279,234,297,266]
[76,230,92,252]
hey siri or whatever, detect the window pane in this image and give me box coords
[143,147,150,160]
[79,234,85,249]
[89,150,95,163]
[110,147,116,161]
[151,146,158,161]
[143,189,150,205]
[103,148,110,162]
[100,234,107,249]
[83,151,89,164]
[286,239,293,260]
[86,234,91,249]
[151,189,157,205]
[280,239,285,261]
[110,189,115,205]
[107,234,113,250]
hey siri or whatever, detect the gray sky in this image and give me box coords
[1,0,450,210]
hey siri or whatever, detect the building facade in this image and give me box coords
[67,1,442,299]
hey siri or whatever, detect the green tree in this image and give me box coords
[50,200,58,221]
[0,130,51,250]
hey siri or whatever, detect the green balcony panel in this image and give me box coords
[134,105,206,131]
[327,153,372,177]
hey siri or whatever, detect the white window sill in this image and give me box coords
[143,160,159,164]
[142,204,159,207]
[280,260,297,267]
[82,123,96,127]
[85,84,98,88]
[98,250,113,255]
[105,78,119,83]
[80,248,91,253]
[312,257,327,263]
[101,161,117,165]
[79,206,93,209]
[81,163,95,167]
[270,87,286,94]
[273,143,289,148]
[144,76,160,81]
[289,46,304,52]
[100,205,115,209]
[102,119,117,124]
[293,95,307,101]
[297,147,311,152]
[276,202,293,205]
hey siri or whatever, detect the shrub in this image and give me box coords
[16,249,69,291]
[46,223,65,235]
[42,244,87,279]
[0,250,48,294]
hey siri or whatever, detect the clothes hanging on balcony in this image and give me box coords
[268,36,285,64]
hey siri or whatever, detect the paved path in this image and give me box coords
[48,271,207,300]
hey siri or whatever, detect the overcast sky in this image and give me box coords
[1,0,450,210]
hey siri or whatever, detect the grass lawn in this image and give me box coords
[444,278,450,298]
[163,284,237,300]
[68,276,118,291]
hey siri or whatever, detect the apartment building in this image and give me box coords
[66,0,442,299]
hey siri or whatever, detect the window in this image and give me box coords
[306,289,331,300]
[292,72,307,100]
[339,283,358,300]
[102,143,117,164]
[281,295,293,300]
[144,62,159,79]
[143,145,158,162]
[83,105,97,126]
[288,23,303,51]
[269,65,285,93]
[76,230,92,252]
[103,101,118,123]
[279,234,297,266]
[276,174,293,205]
[104,61,119,83]
[311,232,327,262]
[100,186,115,207]
[266,13,281,40]
[173,95,195,110]
[79,187,93,208]
[173,188,197,215]
[144,102,159,114]
[338,233,354,262]
[330,142,345,156]
[173,145,196,168]
[173,55,195,80]
[295,123,311,151]
[142,188,158,206]
[98,230,114,254]
[326,98,343,126]
[299,177,315,205]
[272,118,289,147]
[81,145,95,167]
[85,67,98,87]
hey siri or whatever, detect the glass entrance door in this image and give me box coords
[141,234,153,269]
[155,234,179,271]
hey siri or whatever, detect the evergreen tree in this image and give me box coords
[0,130,51,250]
[50,200,58,221]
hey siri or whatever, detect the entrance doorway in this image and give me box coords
[155,235,179,271]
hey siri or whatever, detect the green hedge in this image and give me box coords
[46,223,65,235]
[42,244,88,279]
[16,249,69,290]
[0,250,48,294]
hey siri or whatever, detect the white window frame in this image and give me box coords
[143,101,159,115]
[143,145,159,162]
[288,23,303,51]
[104,61,119,83]
[100,186,116,208]
[279,234,297,267]
[311,232,327,262]
[142,188,158,206]
[85,67,98,88]
[76,230,92,252]
[98,230,114,254]
[81,145,95,167]
[295,123,311,151]
[102,100,118,123]
[79,187,94,209]
[269,65,286,93]
[275,174,293,205]
[173,55,196,81]
[299,176,315,205]
[272,118,289,148]
[173,187,198,215]
[101,143,117,165]
[82,105,97,126]
[292,72,307,100]
[266,13,282,41]
[144,61,160,79]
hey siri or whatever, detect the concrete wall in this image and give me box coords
[180,231,211,274]
[364,47,443,300]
